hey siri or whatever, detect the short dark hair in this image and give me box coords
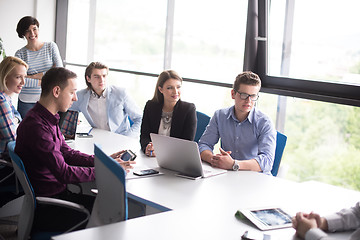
[152,70,183,103]
[233,71,261,91]
[84,62,109,89]
[16,16,40,38]
[41,68,77,97]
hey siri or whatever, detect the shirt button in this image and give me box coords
[236,137,239,140]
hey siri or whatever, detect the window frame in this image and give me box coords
[56,0,360,107]
[247,0,360,107]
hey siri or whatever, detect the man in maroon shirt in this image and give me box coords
[15,67,134,231]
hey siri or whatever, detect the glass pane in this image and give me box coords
[282,97,360,191]
[268,0,360,86]
[94,0,167,72]
[66,0,91,64]
[172,0,248,83]
[67,0,167,71]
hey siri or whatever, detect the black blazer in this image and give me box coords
[140,99,197,152]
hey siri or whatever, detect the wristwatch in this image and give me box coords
[232,160,240,171]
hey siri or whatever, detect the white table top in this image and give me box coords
[55,129,360,240]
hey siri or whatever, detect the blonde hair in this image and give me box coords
[0,56,28,92]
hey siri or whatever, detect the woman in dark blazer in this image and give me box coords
[140,70,196,156]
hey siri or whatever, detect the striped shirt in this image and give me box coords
[0,92,21,157]
[15,42,63,103]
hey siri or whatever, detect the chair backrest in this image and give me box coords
[271,131,287,177]
[194,111,211,142]
[87,144,128,228]
[7,141,36,240]
[128,115,134,127]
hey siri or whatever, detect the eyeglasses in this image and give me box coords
[234,89,259,101]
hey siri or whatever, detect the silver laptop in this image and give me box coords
[150,133,227,179]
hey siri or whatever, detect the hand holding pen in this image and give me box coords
[146,142,156,157]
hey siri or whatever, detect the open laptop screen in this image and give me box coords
[59,110,79,140]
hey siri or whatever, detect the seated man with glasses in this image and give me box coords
[198,71,276,174]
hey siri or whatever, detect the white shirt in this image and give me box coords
[305,202,360,240]
[158,111,172,136]
[87,89,110,131]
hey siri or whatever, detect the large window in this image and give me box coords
[268,0,360,85]
[172,0,247,83]
[282,98,360,191]
[66,0,167,72]
[265,0,360,190]
[60,0,360,192]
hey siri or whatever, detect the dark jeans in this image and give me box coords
[17,99,35,119]
[32,189,95,232]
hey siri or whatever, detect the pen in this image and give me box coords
[150,150,153,157]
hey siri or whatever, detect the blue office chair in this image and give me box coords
[87,144,128,228]
[271,131,287,177]
[194,111,211,142]
[7,141,90,240]
[128,115,134,127]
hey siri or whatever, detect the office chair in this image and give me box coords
[0,159,14,184]
[7,141,90,240]
[194,111,211,142]
[87,144,128,228]
[271,131,287,177]
[0,158,19,195]
[128,115,134,127]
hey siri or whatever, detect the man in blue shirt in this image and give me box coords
[198,71,276,174]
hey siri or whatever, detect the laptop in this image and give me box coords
[150,133,227,179]
[59,110,79,141]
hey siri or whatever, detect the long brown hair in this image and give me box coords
[152,70,182,103]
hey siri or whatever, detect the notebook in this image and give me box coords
[150,133,227,179]
[59,110,79,141]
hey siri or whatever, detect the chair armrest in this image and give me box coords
[67,183,83,194]
[0,159,15,184]
[0,159,12,167]
[36,197,90,233]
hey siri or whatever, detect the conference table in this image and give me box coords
[53,129,360,240]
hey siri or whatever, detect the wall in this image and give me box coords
[0,0,56,56]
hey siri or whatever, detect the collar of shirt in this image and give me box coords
[90,88,107,99]
[0,91,11,103]
[33,102,60,126]
[227,105,255,124]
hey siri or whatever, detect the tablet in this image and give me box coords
[238,207,293,230]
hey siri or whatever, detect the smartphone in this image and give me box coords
[120,150,136,161]
[77,133,93,138]
[133,169,159,176]
[242,231,271,240]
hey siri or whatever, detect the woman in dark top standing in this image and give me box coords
[140,70,196,156]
